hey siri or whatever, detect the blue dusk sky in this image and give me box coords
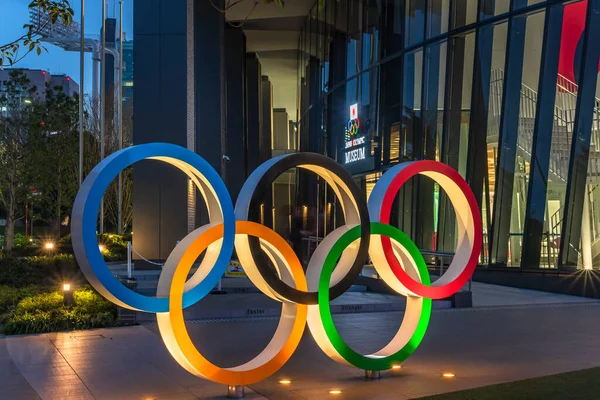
[0,0,134,94]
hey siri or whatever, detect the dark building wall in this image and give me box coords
[245,54,262,177]
[194,0,225,227]
[260,76,273,228]
[132,0,190,267]
[225,27,247,204]
[103,18,117,129]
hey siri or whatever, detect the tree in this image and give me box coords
[83,93,133,233]
[1,0,74,66]
[0,70,36,251]
[27,84,79,238]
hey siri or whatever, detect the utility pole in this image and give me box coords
[100,0,106,234]
[117,1,124,234]
[79,0,85,186]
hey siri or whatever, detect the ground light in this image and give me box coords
[329,389,342,395]
[442,373,455,378]
[392,365,402,370]
[99,244,106,253]
[44,242,54,250]
[278,379,291,385]
[63,283,73,306]
[584,265,592,270]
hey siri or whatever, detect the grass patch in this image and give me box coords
[419,367,600,400]
[0,286,120,335]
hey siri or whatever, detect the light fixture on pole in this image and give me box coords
[63,283,74,306]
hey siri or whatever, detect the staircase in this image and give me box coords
[487,70,600,267]
[488,70,600,185]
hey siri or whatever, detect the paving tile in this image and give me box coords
[3,300,600,399]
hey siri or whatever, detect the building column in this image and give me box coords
[132,0,190,268]
[489,6,527,266]
[245,54,262,176]
[520,5,564,269]
[466,0,495,262]
[194,0,225,227]
[259,76,273,228]
[559,0,600,267]
[225,27,247,204]
[581,186,593,269]
[438,0,468,253]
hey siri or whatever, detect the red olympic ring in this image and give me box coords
[377,161,482,299]
[558,0,600,83]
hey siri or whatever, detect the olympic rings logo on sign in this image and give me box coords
[71,143,482,386]
[347,118,360,136]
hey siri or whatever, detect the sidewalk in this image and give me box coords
[3,301,600,399]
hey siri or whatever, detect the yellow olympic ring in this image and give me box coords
[156,221,307,385]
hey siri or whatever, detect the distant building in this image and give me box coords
[49,73,79,97]
[0,68,79,101]
[121,40,133,107]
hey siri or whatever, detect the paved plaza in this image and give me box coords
[2,285,600,399]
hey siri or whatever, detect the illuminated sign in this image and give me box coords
[344,104,367,164]
[350,103,358,120]
[345,147,366,163]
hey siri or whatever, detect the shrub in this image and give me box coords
[0,285,42,314]
[2,286,119,335]
[13,234,29,248]
[0,254,81,287]
[58,233,128,262]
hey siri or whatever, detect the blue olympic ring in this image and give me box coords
[71,143,235,313]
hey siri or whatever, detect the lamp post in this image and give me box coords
[63,283,73,306]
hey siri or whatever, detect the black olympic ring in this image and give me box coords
[234,152,370,305]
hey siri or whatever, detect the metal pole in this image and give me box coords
[117,1,124,235]
[25,201,28,237]
[92,52,99,115]
[79,0,85,186]
[127,241,132,279]
[100,0,106,234]
[316,182,320,241]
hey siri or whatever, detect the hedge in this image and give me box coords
[0,254,82,288]
[1,287,119,335]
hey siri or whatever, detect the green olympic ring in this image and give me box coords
[313,222,431,371]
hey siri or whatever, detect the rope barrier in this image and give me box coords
[130,245,164,267]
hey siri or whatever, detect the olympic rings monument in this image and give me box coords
[71,143,482,396]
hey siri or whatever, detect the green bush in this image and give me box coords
[0,285,42,314]
[13,233,29,248]
[58,233,128,262]
[2,286,119,335]
[0,254,81,287]
[0,234,38,257]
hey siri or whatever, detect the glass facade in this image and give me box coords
[295,0,600,271]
